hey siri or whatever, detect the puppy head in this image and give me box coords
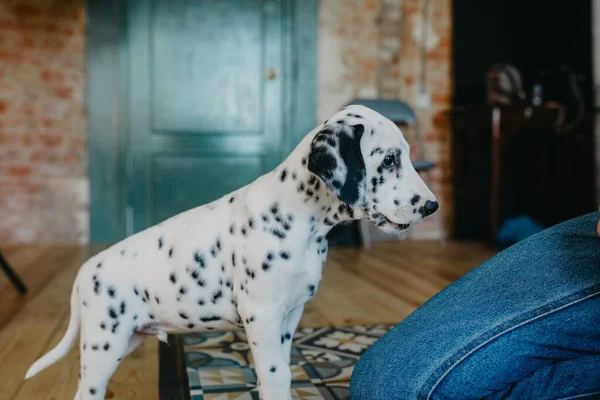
[307,105,438,233]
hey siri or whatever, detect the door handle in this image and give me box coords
[264,68,277,80]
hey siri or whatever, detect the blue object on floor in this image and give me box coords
[497,215,545,248]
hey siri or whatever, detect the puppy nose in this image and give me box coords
[423,200,439,216]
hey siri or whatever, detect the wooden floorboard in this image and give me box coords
[0,240,495,400]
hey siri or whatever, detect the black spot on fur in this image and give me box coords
[198,298,205,306]
[103,342,110,351]
[261,214,269,223]
[155,296,160,304]
[323,218,334,226]
[92,344,99,351]
[107,286,116,298]
[302,157,307,166]
[308,284,316,296]
[120,248,126,256]
[170,273,177,284]
[271,229,286,239]
[194,252,206,267]
[279,251,290,260]
[108,307,118,319]
[285,332,292,340]
[169,247,174,257]
[120,301,126,315]
[212,290,223,304]
[100,322,106,330]
[179,286,187,295]
[179,312,189,319]
[292,172,297,180]
[111,321,120,333]
[96,262,102,269]
[262,262,271,271]
[133,287,139,296]
[280,169,288,182]
[411,195,421,205]
[229,224,235,234]
[229,196,235,203]
[266,252,274,261]
[201,316,221,322]
[270,202,279,215]
[187,323,195,329]
[83,300,88,307]
[394,199,400,206]
[90,388,97,395]
[270,366,277,373]
[158,237,163,249]
[144,289,150,300]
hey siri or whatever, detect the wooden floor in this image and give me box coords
[0,241,496,400]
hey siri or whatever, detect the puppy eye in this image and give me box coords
[382,153,396,169]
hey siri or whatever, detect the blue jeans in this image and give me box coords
[350,211,600,399]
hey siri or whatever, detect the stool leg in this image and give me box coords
[0,251,28,294]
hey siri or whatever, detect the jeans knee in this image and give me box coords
[350,344,418,399]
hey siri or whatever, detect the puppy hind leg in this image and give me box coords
[77,326,133,399]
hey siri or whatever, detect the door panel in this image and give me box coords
[151,0,264,132]
[151,154,262,223]
[125,0,283,234]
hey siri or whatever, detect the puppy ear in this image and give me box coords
[308,124,366,207]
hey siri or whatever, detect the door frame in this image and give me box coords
[85,0,318,244]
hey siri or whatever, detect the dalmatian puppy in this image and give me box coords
[24,105,439,400]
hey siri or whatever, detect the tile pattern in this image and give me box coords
[181,324,394,400]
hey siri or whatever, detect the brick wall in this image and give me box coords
[0,0,452,244]
[318,0,453,239]
[0,0,88,243]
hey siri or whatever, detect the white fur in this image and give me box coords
[24,105,438,400]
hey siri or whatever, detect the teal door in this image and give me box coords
[86,0,316,243]
[126,0,285,233]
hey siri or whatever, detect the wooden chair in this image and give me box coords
[348,98,447,249]
[0,250,28,294]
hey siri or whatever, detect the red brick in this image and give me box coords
[39,135,63,147]
[54,87,73,99]
[7,166,32,177]
[0,100,7,114]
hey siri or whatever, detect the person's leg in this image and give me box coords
[350,211,600,400]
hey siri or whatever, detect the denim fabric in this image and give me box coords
[350,211,600,399]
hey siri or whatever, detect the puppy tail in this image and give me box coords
[24,281,80,380]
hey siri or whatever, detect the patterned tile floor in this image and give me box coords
[181,324,394,400]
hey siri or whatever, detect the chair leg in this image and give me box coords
[359,218,372,251]
[0,250,28,294]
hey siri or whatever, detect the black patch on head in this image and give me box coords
[308,125,365,206]
[411,195,421,205]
